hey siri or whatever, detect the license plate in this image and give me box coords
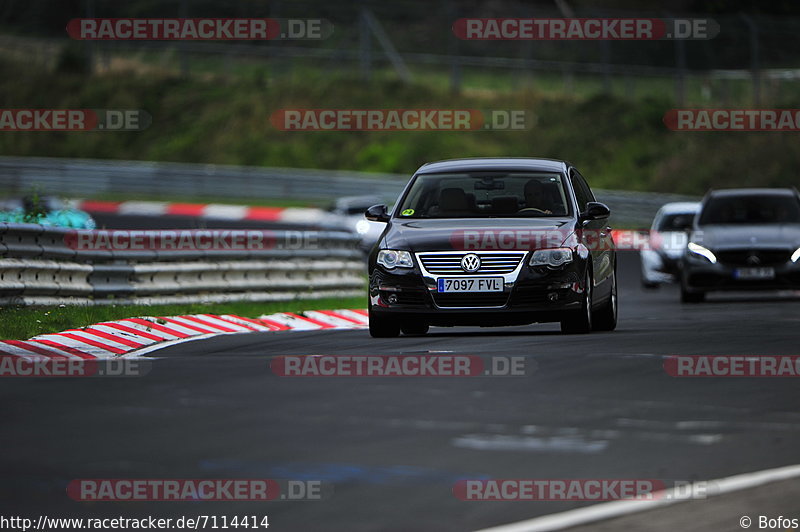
[437,277,503,293]
[734,267,775,280]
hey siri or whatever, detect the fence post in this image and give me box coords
[362,9,412,83]
[178,0,189,77]
[625,75,635,100]
[359,8,372,82]
[84,0,95,75]
[740,14,760,105]
[674,38,686,105]
[270,1,282,80]
[562,65,574,95]
[448,2,462,94]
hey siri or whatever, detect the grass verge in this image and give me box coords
[0,296,366,341]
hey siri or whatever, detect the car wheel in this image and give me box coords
[680,284,705,303]
[593,270,617,331]
[400,320,429,336]
[641,280,660,289]
[368,310,400,338]
[561,270,593,334]
[680,273,705,303]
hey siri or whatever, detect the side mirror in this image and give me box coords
[365,204,390,223]
[580,202,611,222]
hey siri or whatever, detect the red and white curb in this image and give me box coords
[71,200,326,225]
[0,309,369,360]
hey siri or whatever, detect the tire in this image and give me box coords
[680,274,705,303]
[400,320,429,336]
[641,266,660,289]
[680,284,705,303]
[593,270,617,331]
[369,310,400,338]
[561,269,593,334]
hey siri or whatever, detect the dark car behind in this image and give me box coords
[680,188,800,302]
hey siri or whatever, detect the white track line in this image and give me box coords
[126,333,223,357]
[474,464,800,532]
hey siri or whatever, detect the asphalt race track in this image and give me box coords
[3,252,800,531]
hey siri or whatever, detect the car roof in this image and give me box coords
[416,157,568,174]
[658,201,701,214]
[707,188,797,198]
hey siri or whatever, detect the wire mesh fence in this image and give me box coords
[3,0,800,105]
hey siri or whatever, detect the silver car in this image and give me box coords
[326,196,389,253]
[640,202,700,288]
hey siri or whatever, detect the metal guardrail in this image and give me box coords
[0,156,697,226]
[0,223,366,306]
[0,156,406,204]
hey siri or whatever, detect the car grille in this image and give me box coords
[417,252,526,275]
[432,292,510,308]
[715,248,792,266]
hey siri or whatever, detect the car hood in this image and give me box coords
[691,224,800,251]
[381,218,575,252]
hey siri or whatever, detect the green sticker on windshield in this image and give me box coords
[401,209,415,216]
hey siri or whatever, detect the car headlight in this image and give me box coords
[355,219,371,235]
[530,248,574,268]
[377,249,413,269]
[792,247,800,263]
[687,242,717,264]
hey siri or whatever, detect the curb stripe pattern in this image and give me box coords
[0,309,369,359]
[74,200,325,224]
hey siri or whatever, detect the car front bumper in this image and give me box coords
[368,260,586,326]
[641,249,683,284]
[682,256,800,292]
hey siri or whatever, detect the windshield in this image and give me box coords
[657,212,696,232]
[396,172,571,218]
[698,194,800,225]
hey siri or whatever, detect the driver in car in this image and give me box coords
[521,179,553,214]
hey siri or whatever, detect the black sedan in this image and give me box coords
[364,158,617,337]
[680,187,800,302]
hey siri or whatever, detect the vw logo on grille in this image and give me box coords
[461,253,481,272]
